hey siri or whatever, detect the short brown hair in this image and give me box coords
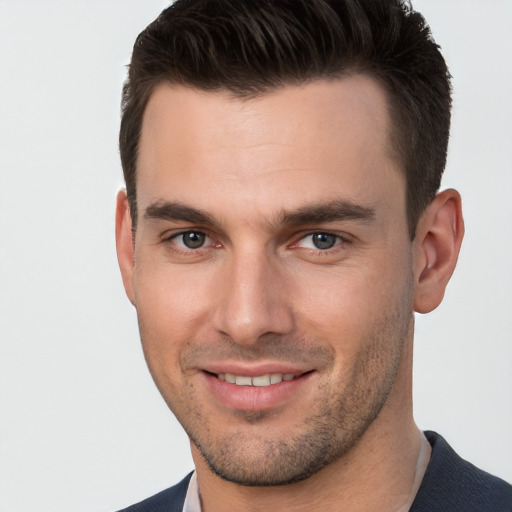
[120,0,451,238]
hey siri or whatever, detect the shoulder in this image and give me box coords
[410,431,512,512]
[116,472,193,512]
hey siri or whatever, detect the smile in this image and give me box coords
[216,373,297,386]
[203,370,315,411]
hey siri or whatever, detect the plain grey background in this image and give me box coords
[0,1,511,511]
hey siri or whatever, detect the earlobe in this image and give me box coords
[115,189,136,306]
[413,189,464,314]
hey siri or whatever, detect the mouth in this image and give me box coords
[215,372,298,386]
[202,369,314,411]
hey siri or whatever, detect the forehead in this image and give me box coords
[137,77,404,223]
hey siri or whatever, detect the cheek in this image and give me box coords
[291,255,412,348]
[133,264,215,371]
[135,260,213,324]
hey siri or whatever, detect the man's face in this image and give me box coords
[121,77,416,485]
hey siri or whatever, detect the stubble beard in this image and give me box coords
[167,299,413,487]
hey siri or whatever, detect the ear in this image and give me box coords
[115,189,136,305]
[413,189,464,314]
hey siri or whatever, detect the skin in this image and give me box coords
[116,77,464,511]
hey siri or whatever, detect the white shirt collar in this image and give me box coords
[183,471,202,512]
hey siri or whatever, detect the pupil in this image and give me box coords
[313,233,336,250]
[183,232,205,249]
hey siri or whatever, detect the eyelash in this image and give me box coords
[164,230,218,253]
[294,232,344,251]
[163,230,349,256]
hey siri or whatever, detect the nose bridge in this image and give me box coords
[212,244,293,344]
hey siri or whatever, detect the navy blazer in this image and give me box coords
[117,431,512,511]
[117,472,192,512]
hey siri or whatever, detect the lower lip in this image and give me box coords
[202,372,314,412]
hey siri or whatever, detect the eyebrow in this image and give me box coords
[143,199,375,229]
[277,200,375,226]
[145,201,217,226]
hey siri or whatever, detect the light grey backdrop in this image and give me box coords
[0,1,510,511]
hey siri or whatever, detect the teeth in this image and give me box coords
[252,375,271,387]
[235,375,252,386]
[270,374,283,384]
[216,373,297,387]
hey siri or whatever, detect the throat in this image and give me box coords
[395,431,431,512]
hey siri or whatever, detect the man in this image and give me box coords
[114,0,512,510]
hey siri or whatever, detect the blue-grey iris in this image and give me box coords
[183,232,206,249]
[312,233,337,250]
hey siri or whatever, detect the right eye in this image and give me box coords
[170,231,210,250]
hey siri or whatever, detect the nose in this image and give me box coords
[211,248,294,345]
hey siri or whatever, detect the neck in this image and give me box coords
[193,338,430,512]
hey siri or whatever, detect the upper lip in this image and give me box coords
[201,362,313,377]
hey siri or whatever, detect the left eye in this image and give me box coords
[298,233,341,250]
[172,231,209,249]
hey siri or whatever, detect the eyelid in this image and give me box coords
[162,228,219,252]
[291,230,352,251]
[160,227,351,253]
[161,227,208,241]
